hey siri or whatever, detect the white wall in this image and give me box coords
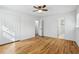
[75,7,79,46]
[44,11,76,41]
[75,28,79,46]
[0,9,35,45]
[0,6,77,45]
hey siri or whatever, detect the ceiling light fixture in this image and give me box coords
[38,10,43,13]
[33,5,48,13]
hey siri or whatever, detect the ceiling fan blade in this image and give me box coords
[42,5,46,8]
[33,6,39,9]
[42,9,48,11]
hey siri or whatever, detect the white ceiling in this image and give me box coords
[0,5,78,16]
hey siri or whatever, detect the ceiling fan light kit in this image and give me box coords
[38,10,43,13]
[33,5,48,13]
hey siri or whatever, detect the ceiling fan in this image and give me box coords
[33,5,48,13]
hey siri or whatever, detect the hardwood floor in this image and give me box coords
[0,36,79,54]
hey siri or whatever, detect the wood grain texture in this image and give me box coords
[0,36,79,54]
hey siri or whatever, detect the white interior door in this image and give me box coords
[57,17,65,39]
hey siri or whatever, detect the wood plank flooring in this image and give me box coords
[0,36,79,54]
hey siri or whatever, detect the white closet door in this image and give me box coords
[57,17,65,39]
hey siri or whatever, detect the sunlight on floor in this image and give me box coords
[2,43,16,54]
